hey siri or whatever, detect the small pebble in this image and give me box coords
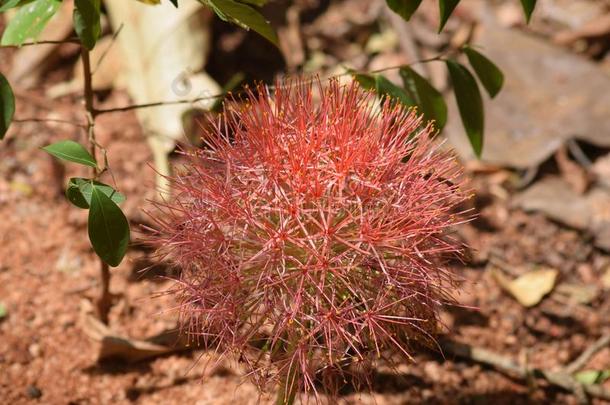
[28,343,41,358]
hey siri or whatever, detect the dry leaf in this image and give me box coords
[104,0,221,192]
[513,176,610,252]
[446,25,610,167]
[82,314,188,363]
[492,268,559,307]
[554,14,610,45]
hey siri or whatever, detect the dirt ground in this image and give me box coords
[1,1,610,404]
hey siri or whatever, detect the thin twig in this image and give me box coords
[567,139,593,168]
[440,339,610,403]
[93,58,446,116]
[92,24,124,76]
[565,334,610,375]
[12,117,86,128]
[94,95,225,115]
[89,137,119,187]
[1,38,80,48]
[384,6,426,76]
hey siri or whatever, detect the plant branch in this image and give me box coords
[94,94,226,115]
[12,117,86,128]
[276,362,299,405]
[92,24,124,76]
[565,334,610,375]
[93,55,448,116]
[384,6,426,75]
[81,46,113,325]
[440,338,610,403]
[1,38,80,48]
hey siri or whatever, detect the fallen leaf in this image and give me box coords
[513,177,590,230]
[81,314,189,363]
[513,176,610,252]
[492,267,558,307]
[446,25,610,167]
[554,14,610,45]
[104,0,221,193]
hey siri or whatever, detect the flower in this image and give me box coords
[147,78,468,401]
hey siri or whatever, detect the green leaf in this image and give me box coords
[88,185,130,267]
[520,0,537,23]
[0,302,6,319]
[385,0,423,21]
[66,178,125,209]
[463,46,504,98]
[446,60,484,157]
[1,0,61,46]
[353,72,376,90]
[73,0,102,50]
[205,0,278,46]
[169,0,178,6]
[574,370,610,386]
[0,72,15,140]
[374,75,415,106]
[353,73,415,107]
[239,0,267,6]
[438,0,459,32]
[0,0,29,12]
[42,140,98,168]
[399,66,448,129]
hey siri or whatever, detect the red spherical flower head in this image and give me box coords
[147,78,469,401]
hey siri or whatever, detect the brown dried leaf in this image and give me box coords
[81,314,188,363]
[492,268,558,307]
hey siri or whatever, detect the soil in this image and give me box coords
[1,2,610,404]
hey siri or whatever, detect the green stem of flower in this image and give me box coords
[276,358,299,405]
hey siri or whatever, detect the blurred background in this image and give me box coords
[1,0,610,403]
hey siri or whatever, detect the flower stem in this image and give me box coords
[276,361,299,405]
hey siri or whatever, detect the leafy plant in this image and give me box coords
[0,0,278,323]
[352,46,503,157]
[386,0,537,30]
[369,0,535,157]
